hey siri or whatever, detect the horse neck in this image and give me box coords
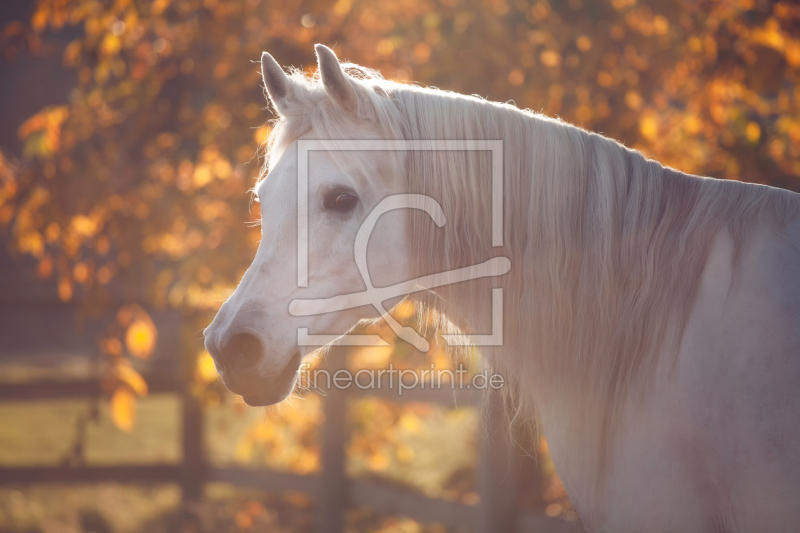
[404,92,795,413]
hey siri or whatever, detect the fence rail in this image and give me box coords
[0,362,583,533]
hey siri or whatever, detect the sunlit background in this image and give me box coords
[0,0,798,531]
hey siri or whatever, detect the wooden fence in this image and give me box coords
[0,351,583,533]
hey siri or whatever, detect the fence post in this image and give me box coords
[181,387,205,502]
[477,387,519,533]
[318,347,348,533]
[175,380,206,533]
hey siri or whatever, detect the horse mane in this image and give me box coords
[261,63,800,481]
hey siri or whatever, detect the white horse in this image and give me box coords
[204,44,800,532]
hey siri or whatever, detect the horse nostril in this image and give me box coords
[221,333,263,369]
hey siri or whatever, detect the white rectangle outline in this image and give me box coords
[297,139,503,287]
[296,139,504,347]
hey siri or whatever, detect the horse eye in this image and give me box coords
[324,191,359,212]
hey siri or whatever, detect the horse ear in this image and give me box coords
[315,44,358,114]
[261,52,292,115]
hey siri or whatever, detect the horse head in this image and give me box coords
[203,45,417,405]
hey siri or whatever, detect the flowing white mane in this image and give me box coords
[261,63,800,475]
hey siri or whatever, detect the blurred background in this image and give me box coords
[0,0,798,531]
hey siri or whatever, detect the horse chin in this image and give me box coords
[242,388,292,407]
[240,351,302,406]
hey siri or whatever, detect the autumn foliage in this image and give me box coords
[1,0,799,519]
[2,0,799,317]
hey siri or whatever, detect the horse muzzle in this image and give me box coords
[205,328,302,405]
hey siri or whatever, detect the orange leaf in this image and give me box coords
[58,278,73,302]
[102,336,123,356]
[234,511,252,529]
[31,6,49,32]
[110,387,136,432]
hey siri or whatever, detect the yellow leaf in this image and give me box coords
[100,33,121,57]
[746,122,761,143]
[368,451,389,471]
[377,39,394,57]
[332,0,353,16]
[653,16,669,35]
[399,411,421,434]
[18,106,68,142]
[540,50,562,68]
[786,42,800,67]
[110,387,136,432]
[508,69,525,86]
[684,115,702,136]
[73,262,89,283]
[253,126,271,145]
[212,158,232,179]
[639,115,658,141]
[19,231,44,258]
[192,164,213,188]
[624,91,642,110]
[597,71,613,87]
[116,362,149,396]
[70,215,96,237]
[125,318,157,359]
[196,351,220,384]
